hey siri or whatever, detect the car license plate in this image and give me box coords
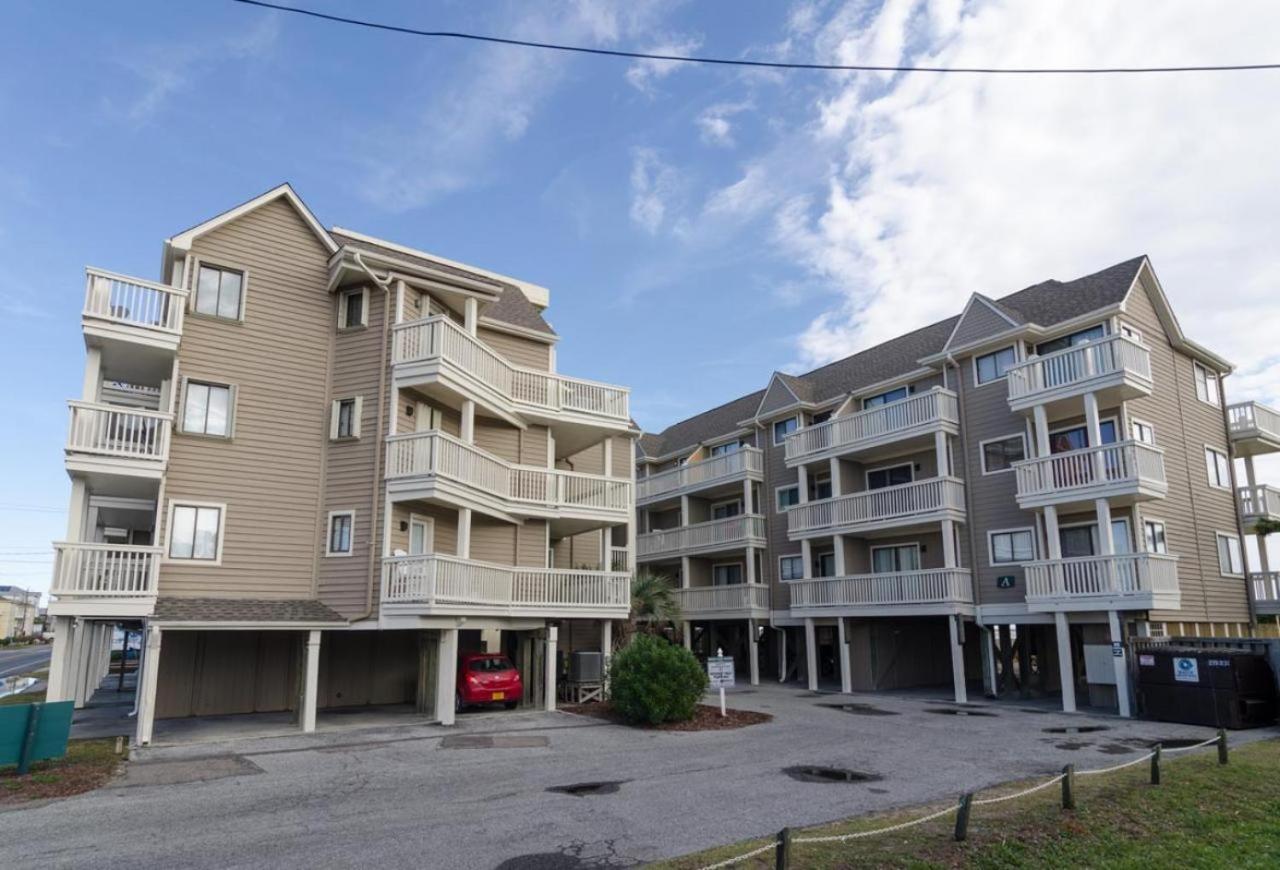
[492,691,505,701]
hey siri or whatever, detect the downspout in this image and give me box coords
[352,251,393,622]
[947,352,985,626]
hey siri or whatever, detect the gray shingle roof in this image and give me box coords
[153,598,348,625]
[638,390,766,458]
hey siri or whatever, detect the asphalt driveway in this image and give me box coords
[4,682,1274,869]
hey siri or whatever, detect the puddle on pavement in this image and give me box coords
[818,703,899,716]
[440,735,549,750]
[783,765,882,784]
[545,780,626,797]
[0,676,38,700]
[1043,725,1110,734]
[925,708,996,717]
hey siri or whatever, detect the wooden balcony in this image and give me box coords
[82,268,186,352]
[676,583,770,620]
[1228,401,1280,457]
[1006,334,1152,413]
[1239,485,1280,533]
[380,553,629,619]
[784,388,958,466]
[1252,572,1280,616]
[787,477,965,540]
[637,515,766,561]
[65,401,171,480]
[49,542,160,617]
[1023,552,1180,612]
[1013,441,1165,509]
[788,568,974,618]
[637,447,763,505]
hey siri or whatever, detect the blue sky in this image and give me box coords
[3,0,1279,596]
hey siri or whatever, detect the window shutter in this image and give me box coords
[329,400,341,440]
[352,396,364,439]
[227,384,239,438]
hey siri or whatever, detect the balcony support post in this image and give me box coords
[833,536,846,577]
[81,347,101,402]
[461,399,475,443]
[1108,610,1132,718]
[777,627,787,682]
[135,623,162,746]
[457,508,472,559]
[1084,391,1108,482]
[804,618,818,692]
[437,627,459,725]
[801,540,813,579]
[1054,612,1077,713]
[743,478,753,513]
[301,630,321,733]
[70,618,91,709]
[44,616,73,702]
[66,477,87,541]
[948,615,968,704]
[1095,498,1115,592]
[1033,405,1051,457]
[935,430,950,476]
[980,626,998,698]
[942,520,958,569]
[463,297,478,335]
[746,546,757,585]
[682,621,692,650]
[748,619,760,687]
[837,617,852,694]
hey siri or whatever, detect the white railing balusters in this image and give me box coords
[66,402,171,461]
[637,448,764,502]
[381,554,629,611]
[83,267,186,335]
[1227,401,1280,443]
[787,477,965,535]
[788,569,973,609]
[1007,335,1150,402]
[676,584,770,614]
[1251,572,1280,606]
[1239,484,1280,521]
[1024,553,1179,602]
[51,543,161,597]
[784,388,959,462]
[637,515,766,558]
[1013,441,1165,500]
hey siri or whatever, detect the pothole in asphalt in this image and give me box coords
[783,765,882,784]
[818,703,899,716]
[545,780,626,797]
[1141,738,1206,750]
[1043,725,1110,734]
[925,708,996,717]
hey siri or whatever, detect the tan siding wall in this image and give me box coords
[155,630,301,719]
[478,325,551,371]
[471,514,518,565]
[474,418,521,463]
[162,199,333,600]
[518,519,548,567]
[390,502,459,556]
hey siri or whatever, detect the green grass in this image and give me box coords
[657,739,1280,869]
[0,738,123,802]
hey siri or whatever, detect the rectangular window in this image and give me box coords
[712,563,743,586]
[810,476,833,501]
[194,264,244,320]
[709,440,742,457]
[974,346,1018,384]
[1143,520,1168,554]
[1131,419,1156,445]
[773,416,798,445]
[776,486,800,512]
[1049,419,1117,454]
[330,397,363,440]
[1035,324,1107,356]
[327,512,354,556]
[981,434,1026,474]
[810,410,833,425]
[1193,362,1220,406]
[990,529,1035,565]
[1205,447,1231,489]
[168,503,223,561]
[813,552,836,578]
[340,288,367,329]
[711,500,742,520]
[1217,533,1243,576]
[867,463,913,490]
[182,381,232,437]
[779,555,804,581]
[863,386,910,409]
[871,544,919,574]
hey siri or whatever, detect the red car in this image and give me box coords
[457,652,522,711]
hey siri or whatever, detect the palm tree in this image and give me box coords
[621,571,682,644]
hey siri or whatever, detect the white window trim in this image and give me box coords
[707,438,744,457]
[1193,361,1221,407]
[178,377,237,439]
[987,527,1037,567]
[869,542,921,574]
[1142,517,1169,555]
[407,513,435,555]
[711,561,745,586]
[775,484,800,514]
[1048,415,1120,442]
[164,499,227,566]
[1057,517,1133,554]
[772,415,800,446]
[865,461,914,489]
[979,433,1027,476]
[777,554,804,583]
[189,258,249,322]
[1130,417,1156,445]
[812,549,837,577]
[710,497,744,519]
[338,286,370,331]
[972,344,1019,387]
[861,384,913,410]
[330,396,364,441]
[1215,531,1245,578]
[325,510,356,557]
[1204,444,1232,490]
[1119,321,1142,342]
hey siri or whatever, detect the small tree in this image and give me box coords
[609,634,708,725]
[620,571,682,644]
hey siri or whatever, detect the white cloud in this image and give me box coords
[625,35,704,94]
[696,101,752,147]
[629,147,683,234]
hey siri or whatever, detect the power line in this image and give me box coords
[229,0,1280,75]
[0,505,64,513]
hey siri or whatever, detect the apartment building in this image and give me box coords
[45,184,636,744]
[0,586,39,639]
[637,256,1272,715]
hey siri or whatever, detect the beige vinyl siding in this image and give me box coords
[155,630,301,719]
[521,426,549,465]
[761,418,800,608]
[477,325,551,371]
[474,418,521,463]
[562,441,604,475]
[471,514,519,565]
[518,519,549,567]
[1122,276,1250,623]
[396,393,461,437]
[611,436,633,478]
[757,379,800,417]
[949,299,1016,348]
[162,198,333,600]
[390,502,459,556]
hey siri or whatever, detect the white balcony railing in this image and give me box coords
[392,315,629,422]
[637,447,763,502]
[386,430,631,513]
[609,546,631,573]
[1252,573,1280,608]
[83,267,186,335]
[52,542,161,597]
[1014,441,1164,502]
[785,388,958,462]
[381,553,629,613]
[637,514,766,558]
[787,477,965,536]
[1240,485,1280,521]
[676,583,769,615]
[66,401,171,462]
[1024,552,1179,604]
[1228,401,1280,444]
[789,568,973,611]
[1006,334,1151,404]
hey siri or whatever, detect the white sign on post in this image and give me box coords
[708,653,735,717]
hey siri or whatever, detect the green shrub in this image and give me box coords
[609,634,708,725]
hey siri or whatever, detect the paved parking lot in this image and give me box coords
[4,683,1274,869]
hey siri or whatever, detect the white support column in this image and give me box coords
[801,540,813,579]
[680,494,691,527]
[804,617,818,691]
[301,630,321,733]
[743,478,753,514]
[1108,610,1132,718]
[798,466,810,504]
[747,619,759,686]
[1033,404,1051,456]
[1044,506,1062,559]
[948,615,968,704]
[457,508,472,559]
[832,536,845,576]
[136,623,162,746]
[71,619,91,709]
[460,399,475,444]
[66,478,88,541]
[464,297,479,335]
[1054,611,1077,713]
[436,627,459,725]
[45,616,73,702]
[601,620,613,686]
[828,457,842,496]
[682,621,692,650]
[980,626,998,698]
[935,430,950,476]
[837,617,852,694]
[777,627,787,682]
[941,519,957,569]
[544,625,559,712]
[1244,454,1258,490]
[745,546,757,585]
[81,347,102,401]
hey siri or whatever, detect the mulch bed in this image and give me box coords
[0,739,124,804]
[562,702,771,731]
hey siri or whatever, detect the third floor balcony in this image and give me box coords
[1012,440,1166,510]
[637,447,763,506]
[1228,400,1280,457]
[49,541,160,617]
[1006,334,1152,413]
[65,401,171,480]
[784,388,958,466]
[787,477,966,540]
[637,514,766,561]
[1252,572,1280,616]
[1239,484,1280,533]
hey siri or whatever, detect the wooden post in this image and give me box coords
[17,702,43,775]
[1217,729,1229,765]
[1150,744,1161,786]
[954,792,974,842]
[1061,764,1075,810]
[774,827,791,869]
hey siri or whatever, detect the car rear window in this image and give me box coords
[469,657,514,672]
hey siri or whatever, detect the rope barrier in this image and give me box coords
[1075,751,1156,776]
[695,842,776,870]
[972,773,1066,806]
[793,803,960,844]
[1161,735,1221,754]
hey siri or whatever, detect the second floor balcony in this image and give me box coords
[1013,440,1166,510]
[787,477,966,539]
[49,542,160,617]
[1023,552,1180,612]
[637,447,763,505]
[637,514,766,561]
[787,568,974,617]
[65,401,171,479]
[676,583,770,620]
[1006,334,1152,413]
[82,267,186,353]
[1252,572,1280,616]
[784,388,958,466]
[1239,484,1280,532]
[1228,401,1280,457]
